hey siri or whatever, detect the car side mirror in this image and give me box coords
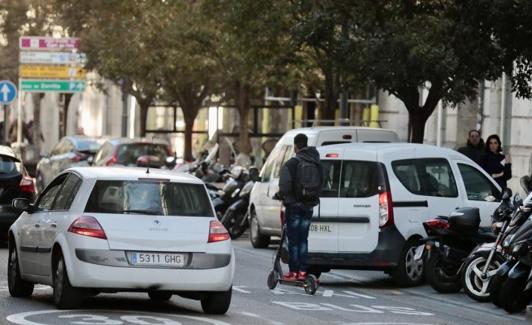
[165,156,177,169]
[87,155,94,166]
[513,193,523,207]
[12,198,31,212]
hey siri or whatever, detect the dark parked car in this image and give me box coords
[91,138,172,168]
[0,146,35,239]
[35,136,102,191]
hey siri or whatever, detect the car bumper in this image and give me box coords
[307,224,405,270]
[69,252,234,291]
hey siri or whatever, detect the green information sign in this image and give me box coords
[21,79,85,92]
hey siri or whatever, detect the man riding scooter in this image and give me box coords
[275,134,323,281]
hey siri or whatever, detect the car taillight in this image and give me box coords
[379,191,394,228]
[106,155,117,166]
[280,206,286,224]
[424,218,450,230]
[19,177,35,193]
[208,220,230,243]
[70,152,88,163]
[68,216,107,239]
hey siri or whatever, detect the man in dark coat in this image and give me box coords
[458,130,486,165]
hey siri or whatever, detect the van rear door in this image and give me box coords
[316,130,356,146]
[335,155,382,253]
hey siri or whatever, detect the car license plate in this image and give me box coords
[130,252,185,267]
[310,223,335,233]
[414,245,424,261]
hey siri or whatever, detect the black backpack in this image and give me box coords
[294,157,321,204]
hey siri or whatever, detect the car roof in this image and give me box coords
[66,167,204,184]
[318,143,468,161]
[0,145,18,160]
[283,126,397,136]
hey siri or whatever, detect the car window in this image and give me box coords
[76,139,101,152]
[392,158,458,198]
[85,181,214,217]
[260,146,280,183]
[272,145,289,179]
[0,155,21,174]
[37,176,67,211]
[63,140,74,153]
[458,163,501,201]
[52,174,82,210]
[116,143,168,166]
[94,143,111,165]
[340,161,384,198]
[320,160,341,198]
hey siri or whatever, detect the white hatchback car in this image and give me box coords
[8,167,234,314]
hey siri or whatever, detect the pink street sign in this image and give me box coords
[19,36,80,51]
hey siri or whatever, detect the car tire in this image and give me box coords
[201,288,232,315]
[8,243,34,298]
[392,239,424,287]
[249,210,270,248]
[148,291,172,302]
[54,253,83,309]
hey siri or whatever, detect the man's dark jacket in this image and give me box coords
[278,146,322,207]
[458,140,486,165]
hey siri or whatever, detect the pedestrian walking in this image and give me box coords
[275,133,323,281]
[482,134,512,189]
[457,130,486,165]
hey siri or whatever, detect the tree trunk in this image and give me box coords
[400,85,442,143]
[139,102,149,137]
[408,111,430,143]
[182,108,200,162]
[235,82,252,154]
[321,63,338,125]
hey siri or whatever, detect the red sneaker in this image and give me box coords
[282,272,298,281]
[297,271,307,281]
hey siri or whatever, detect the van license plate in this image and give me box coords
[130,252,185,267]
[414,245,424,261]
[310,223,335,233]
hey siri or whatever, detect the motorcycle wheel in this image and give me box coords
[461,252,503,302]
[221,209,247,239]
[499,277,529,313]
[425,254,462,293]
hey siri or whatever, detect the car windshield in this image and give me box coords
[0,155,21,175]
[84,180,214,217]
[76,139,101,152]
[117,143,168,166]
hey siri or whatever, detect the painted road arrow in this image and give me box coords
[21,80,85,93]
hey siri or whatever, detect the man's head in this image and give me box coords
[467,130,481,146]
[294,133,308,153]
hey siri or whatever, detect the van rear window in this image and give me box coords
[320,160,386,198]
[85,181,214,217]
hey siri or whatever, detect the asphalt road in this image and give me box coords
[0,236,529,325]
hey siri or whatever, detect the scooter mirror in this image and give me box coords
[502,188,513,201]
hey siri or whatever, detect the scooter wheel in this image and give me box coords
[304,274,318,295]
[267,270,279,290]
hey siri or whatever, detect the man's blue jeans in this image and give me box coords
[286,204,313,272]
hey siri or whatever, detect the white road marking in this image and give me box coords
[237,312,261,318]
[6,310,233,325]
[232,286,251,294]
[342,290,376,300]
[236,311,286,325]
[322,290,334,297]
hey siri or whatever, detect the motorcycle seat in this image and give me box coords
[475,228,497,242]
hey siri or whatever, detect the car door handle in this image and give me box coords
[34,224,40,228]
[50,223,57,228]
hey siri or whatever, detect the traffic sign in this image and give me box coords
[20,51,87,65]
[19,36,80,51]
[21,80,85,93]
[20,65,86,79]
[0,80,17,104]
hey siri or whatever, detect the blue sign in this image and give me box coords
[0,80,17,105]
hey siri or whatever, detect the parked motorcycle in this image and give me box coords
[211,166,250,220]
[416,207,497,293]
[460,188,515,302]
[221,167,260,239]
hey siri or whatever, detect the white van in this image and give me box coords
[253,143,502,286]
[249,127,399,248]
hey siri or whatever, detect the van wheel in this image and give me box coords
[392,239,424,287]
[148,291,172,302]
[8,243,34,297]
[249,210,270,248]
[201,288,232,314]
[54,253,83,309]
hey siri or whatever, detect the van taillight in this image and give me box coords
[379,191,394,228]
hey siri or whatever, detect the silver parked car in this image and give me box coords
[35,136,102,191]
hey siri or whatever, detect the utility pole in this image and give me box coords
[3,104,8,144]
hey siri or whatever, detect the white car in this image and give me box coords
[8,167,234,314]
